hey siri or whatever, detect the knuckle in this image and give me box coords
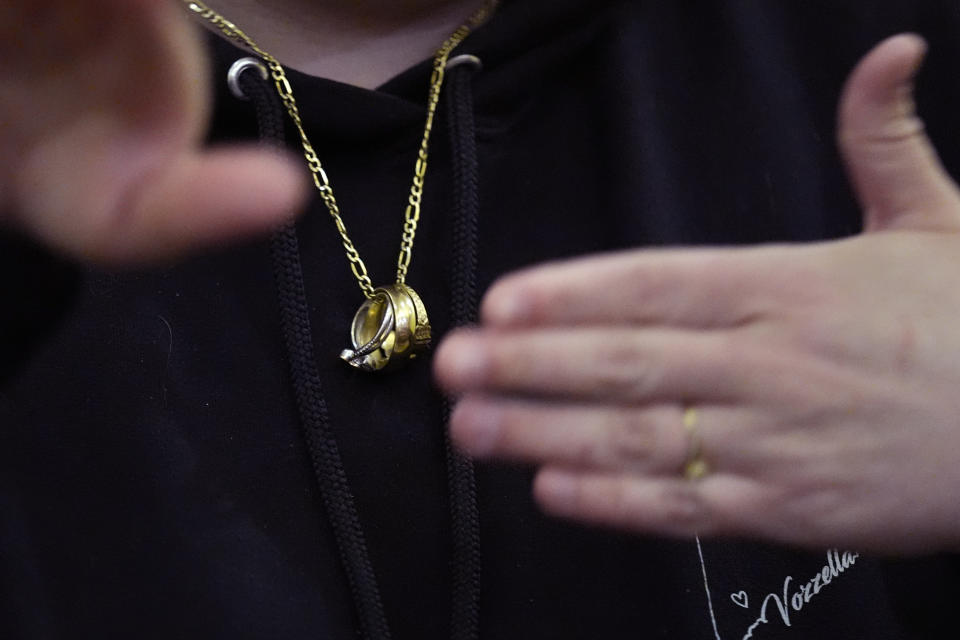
[595,340,662,400]
[570,435,608,468]
[840,114,926,149]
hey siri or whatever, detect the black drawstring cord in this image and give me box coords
[237,63,393,640]
[443,55,484,640]
[234,54,485,640]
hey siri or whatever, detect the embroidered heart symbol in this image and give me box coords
[730,591,749,609]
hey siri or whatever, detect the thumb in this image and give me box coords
[839,33,960,232]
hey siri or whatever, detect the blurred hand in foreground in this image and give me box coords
[1,0,307,263]
[436,34,960,554]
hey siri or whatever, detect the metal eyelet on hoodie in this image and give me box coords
[227,57,269,101]
[446,54,483,72]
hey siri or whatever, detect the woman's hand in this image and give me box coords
[435,34,960,554]
[1,0,306,263]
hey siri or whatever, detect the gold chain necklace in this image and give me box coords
[183,0,497,372]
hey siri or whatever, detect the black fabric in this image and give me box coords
[0,234,78,386]
[442,60,484,640]
[3,1,960,639]
[271,219,392,640]
[242,66,393,640]
[243,55,485,640]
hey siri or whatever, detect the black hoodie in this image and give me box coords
[3,1,960,638]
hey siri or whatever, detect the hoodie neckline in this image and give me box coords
[205,0,610,141]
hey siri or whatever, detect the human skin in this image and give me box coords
[3,4,960,554]
[434,35,960,554]
[0,0,479,261]
[202,0,491,86]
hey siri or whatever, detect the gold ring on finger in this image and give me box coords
[682,407,710,482]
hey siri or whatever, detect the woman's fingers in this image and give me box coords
[436,326,782,404]
[433,34,960,554]
[15,126,307,262]
[2,0,308,263]
[70,148,307,263]
[479,245,804,330]
[838,34,960,232]
[451,400,690,471]
[532,467,872,548]
[533,469,771,540]
[451,399,768,475]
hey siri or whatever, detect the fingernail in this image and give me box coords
[436,334,489,389]
[482,283,530,325]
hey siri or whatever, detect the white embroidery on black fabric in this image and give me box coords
[696,536,724,640]
[730,591,749,608]
[697,545,861,640]
[740,550,860,640]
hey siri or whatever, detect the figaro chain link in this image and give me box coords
[183,0,497,298]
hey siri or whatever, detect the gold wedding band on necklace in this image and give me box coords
[340,284,431,371]
[184,0,499,372]
[682,407,709,481]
